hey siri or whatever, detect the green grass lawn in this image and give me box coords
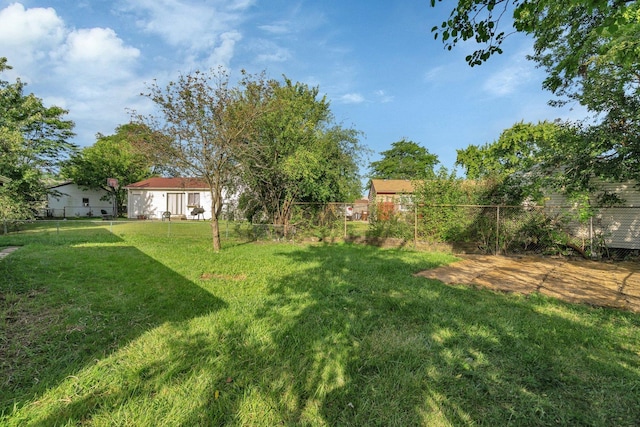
[1,221,639,426]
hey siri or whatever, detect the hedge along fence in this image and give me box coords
[366,202,640,257]
[370,203,578,255]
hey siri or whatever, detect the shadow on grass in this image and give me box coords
[4,239,639,425]
[214,244,639,425]
[0,226,226,419]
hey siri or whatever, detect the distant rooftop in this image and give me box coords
[125,177,209,189]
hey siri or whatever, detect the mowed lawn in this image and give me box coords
[1,221,639,426]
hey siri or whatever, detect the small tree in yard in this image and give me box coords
[133,68,264,251]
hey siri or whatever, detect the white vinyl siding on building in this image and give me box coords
[546,180,640,249]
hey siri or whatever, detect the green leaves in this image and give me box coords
[0,57,76,219]
[239,78,364,224]
[370,139,439,180]
[430,0,513,66]
[61,124,156,215]
[434,1,640,188]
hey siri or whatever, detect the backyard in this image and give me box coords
[1,221,639,426]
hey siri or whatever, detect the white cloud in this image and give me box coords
[483,65,532,97]
[207,30,243,67]
[251,39,291,63]
[121,0,253,64]
[0,3,64,46]
[0,3,146,144]
[481,47,536,97]
[374,89,393,103]
[339,93,365,104]
[58,28,139,70]
[258,21,291,35]
[0,3,65,76]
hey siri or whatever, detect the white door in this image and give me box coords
[167,193,184,215]
[131,193,143,216]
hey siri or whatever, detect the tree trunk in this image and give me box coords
[211,216,221,252]
[210,190,222,252]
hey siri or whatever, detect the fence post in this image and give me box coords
[590,216,594,257]
[344,202,347,238]
[495,205,500,255]
[414,202,418,249]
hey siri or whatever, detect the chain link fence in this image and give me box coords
[5,201,639,259]
[365,202,640,258]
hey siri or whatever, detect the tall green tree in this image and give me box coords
[238,78,365,226]
[370,139,439,180]
[0,57,75,219]
[62,124,157,215]
[432,0,640,185]
[455,120,617,203]
[132,67,265,252]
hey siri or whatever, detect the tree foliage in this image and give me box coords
[456,121,561,180]
[455,120,633,204]
[0,57,75,219]
[238,78,365,226]
[62,124,157,215]
[432,1,640,190]
[369,139,439,180]
[429,0,635,70]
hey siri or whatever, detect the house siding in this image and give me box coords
[47,183,113,218]
[127,189,214,220]
[546,180,640,250]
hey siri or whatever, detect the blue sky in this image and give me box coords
[0,0,586,175]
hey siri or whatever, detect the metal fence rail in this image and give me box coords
[4,202,639,258]
[369,203,640,257]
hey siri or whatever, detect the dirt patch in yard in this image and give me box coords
[415,255,640,312]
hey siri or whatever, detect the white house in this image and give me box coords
[125,177,241,220]
[47,181,113,218]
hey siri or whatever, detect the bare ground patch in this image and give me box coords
[415,255,640,312]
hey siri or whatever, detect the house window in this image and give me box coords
[82,197,90,207]
[188,192,201,207]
